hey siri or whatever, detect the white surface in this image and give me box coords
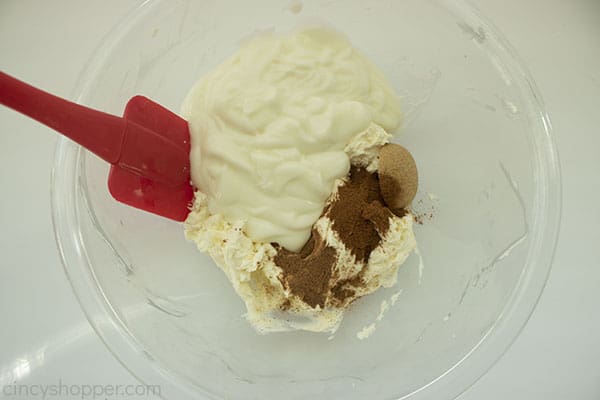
[0,0,598,399]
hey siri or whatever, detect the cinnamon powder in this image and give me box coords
[274,167,405,309]
[274,230,336,308]
[327,167,390,263]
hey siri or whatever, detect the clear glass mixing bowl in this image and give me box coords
[52,1,561,399]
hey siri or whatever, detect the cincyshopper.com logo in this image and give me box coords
[1,379,161,399]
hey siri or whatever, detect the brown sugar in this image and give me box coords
[378,143,418,209]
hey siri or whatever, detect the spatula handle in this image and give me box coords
[0,71,125,163]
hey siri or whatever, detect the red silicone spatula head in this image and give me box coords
[0,72,194,221]
[108,96,194,221]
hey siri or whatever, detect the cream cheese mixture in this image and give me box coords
[183,27,418,334]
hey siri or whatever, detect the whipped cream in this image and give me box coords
[182,27,401,251]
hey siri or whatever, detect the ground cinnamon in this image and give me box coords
[274,167,405,309]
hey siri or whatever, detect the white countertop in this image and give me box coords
[1,0,599,399]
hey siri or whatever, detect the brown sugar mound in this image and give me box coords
[378,143,418,209]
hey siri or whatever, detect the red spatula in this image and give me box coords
[0,71,194,221]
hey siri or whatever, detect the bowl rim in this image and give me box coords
[51,1,562,399]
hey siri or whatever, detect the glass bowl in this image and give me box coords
[52,0,561,399]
